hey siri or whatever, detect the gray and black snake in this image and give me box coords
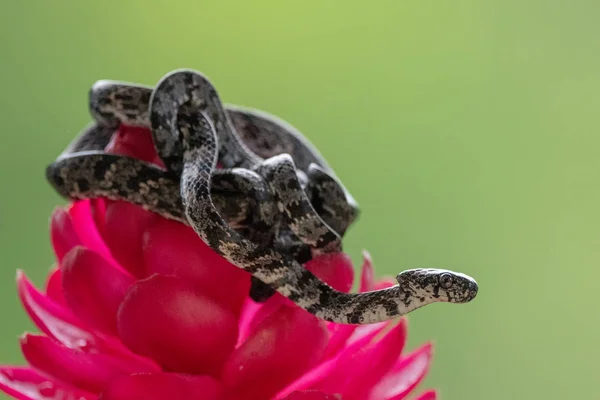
[50,76,359,254]
[47,68,478,323]
[90,78,358,239]
[47,73,361,300]
[150,69,478,324]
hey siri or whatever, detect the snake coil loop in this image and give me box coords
[45,68,478,324]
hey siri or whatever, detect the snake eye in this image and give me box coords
[439,273,454,289]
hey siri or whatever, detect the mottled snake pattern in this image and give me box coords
[46,68,478,324]
[49,76,358,300]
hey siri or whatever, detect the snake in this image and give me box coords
[49,123,276,233]
[89,78,358,245]
[47,73,352,300]
[54,119,355,241]
[47,124,308,300]
[70,72,362,300]
[151,69,478,324]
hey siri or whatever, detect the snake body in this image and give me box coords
[149,69,477,324]
[90,79,358,241]
[46,68,479,323]
[147,71,344,256]
[49,73,353,301]
[49,128,274,231]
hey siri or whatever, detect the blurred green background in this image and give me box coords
[1,1,599,399]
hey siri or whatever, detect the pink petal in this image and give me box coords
[106,125,164,168]
[69,200,115,262]
[18,270,93,345]
[344,321,388,347]
[17,271,159,372]
[20,334,155,394]
[236,294,289,347]
[324,316,388,359]
[61,246,135,334]
[276,321,387,398]
[142,218,250,314]
[236,298,263,347]
[340,320,408,400]
[323,324,356,358]
[117,275,238,376]
[414,389,437,400]
[103,201,158,277]
[310,320,407,399]
[304,253,354,293]
[324,313,387,359]
[50,207,81,263]
[374,278,397,290]
[0,367,95,400]
[359,251,375,292]
[281,391,341,400]
[223,305,329,400]
[100,373,223,400]
[369,343,433,400]
[90,198,107,237]
[44,267,66,305]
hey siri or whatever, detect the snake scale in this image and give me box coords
[46,68,478,324]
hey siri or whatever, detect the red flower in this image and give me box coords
[0,126,438,399]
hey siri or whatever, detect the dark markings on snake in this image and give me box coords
[150,69,478,324]
[46,68,478,322]
[147,70,344,257]
[89,77,358,245]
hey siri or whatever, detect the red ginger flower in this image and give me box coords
[0,126,438,400]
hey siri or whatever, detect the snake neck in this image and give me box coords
[292,271,437,325]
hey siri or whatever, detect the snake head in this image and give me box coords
[396,268,478,304]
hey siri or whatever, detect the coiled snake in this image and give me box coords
[47,69,478,324]
[48,74,359,300]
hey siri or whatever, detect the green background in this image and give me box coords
[1,1,598,399]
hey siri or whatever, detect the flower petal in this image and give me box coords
[90,198,107,236]
[324,317,388,359]
[323,304,389,358]
[281,391,341,400]
[359,251,375,292]
[117,275,238,376]
[236,294,289,347]
[69,200,115,262]
[50,207,81,263]
[305,253,354,293]
[62,246,135,334]
[339,320,408,400]
[223,305,329,400]
[323,324,356,358]
[369,343,433,400]
[18,270,92,345]
[374,278,397,290]
[276,320,387,398]
[308,320,408,399]
[17,270,159,372]
[105,125,164,167]
[44,267,66,305]
[344,322,388,347]
[103,201,159,277]
[0,367,95,400]
[20,334,155,394]
[142,218,250,314]
[236,297,263,347]
[99,373,224,400]
[414,389,437,400]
